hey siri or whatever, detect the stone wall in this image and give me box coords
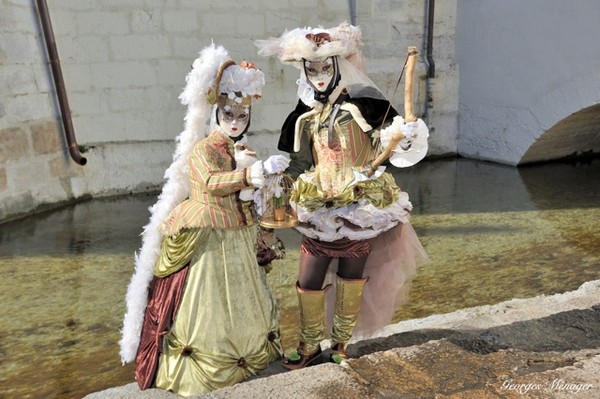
[1,0,458,222]
[457,0,600,165]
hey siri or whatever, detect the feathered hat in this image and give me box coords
[256,22,366,72]
[119,43,264,364]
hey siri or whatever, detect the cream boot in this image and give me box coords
[282,282,328,370]
[330,275,368,363]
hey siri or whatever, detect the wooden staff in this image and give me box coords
[368,46,418,176]
[404,46,418,123]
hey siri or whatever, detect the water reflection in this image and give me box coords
[0,158,599,398]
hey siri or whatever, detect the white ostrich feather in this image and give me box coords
[255,22,363,67]
[119,43,231,364]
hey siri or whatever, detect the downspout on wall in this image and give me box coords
[35,0,87,165]
[422,0,436,124]
[426,0,436,78]
[348,0,356,25]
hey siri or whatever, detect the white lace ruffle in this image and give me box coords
[293,193,412,242]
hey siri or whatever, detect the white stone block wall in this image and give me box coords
[1,0,457,221]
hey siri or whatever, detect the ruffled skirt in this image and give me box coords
[292,170,412,241]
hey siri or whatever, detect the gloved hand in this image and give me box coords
[249,161,264,188]
[380,115,404,148]
[234,145,257,169]
[399,121,418,140]
[239,188,255,202]
[263,155,291,175]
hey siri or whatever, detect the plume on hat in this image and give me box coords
[256,22,364,68]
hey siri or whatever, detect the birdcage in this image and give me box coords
[258,173,298,229]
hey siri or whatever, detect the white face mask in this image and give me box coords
[218,106,249,138]
[304,59,334,93]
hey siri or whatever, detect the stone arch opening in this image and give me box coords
[520,103,600,165]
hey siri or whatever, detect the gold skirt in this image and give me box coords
[154,226,282,396]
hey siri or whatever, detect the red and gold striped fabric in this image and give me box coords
[161,131,256,236]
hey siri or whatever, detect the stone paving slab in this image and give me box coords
[85,280,600,399]
[347,341,599,398]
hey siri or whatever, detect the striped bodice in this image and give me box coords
[161,131,256,236]
[305,103,377,198]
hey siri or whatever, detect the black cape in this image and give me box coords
[278,92,399,153]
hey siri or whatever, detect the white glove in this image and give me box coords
[399,121,418,140]
[380,116,404,148]
[263,155,291,175]
[249,161,264,188]
[239,188,255,201]
[234,146,257,169]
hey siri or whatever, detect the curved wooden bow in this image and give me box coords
[368,46,418,176]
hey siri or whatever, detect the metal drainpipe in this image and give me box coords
[426,0,436,78]
[348,0,356,25]
[421,0,436,122]
[35,0,87,165]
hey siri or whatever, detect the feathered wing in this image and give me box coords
[119,43,231,364]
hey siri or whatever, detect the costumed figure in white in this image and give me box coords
[118,43,290,395]
[256,23,430,369]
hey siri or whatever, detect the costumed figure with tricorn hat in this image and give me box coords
[119,43,290,395]
[256,22,430,369]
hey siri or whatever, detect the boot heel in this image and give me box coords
[329,342,348,364]
[282,346,322,370]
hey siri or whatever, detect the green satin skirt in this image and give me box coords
[154,226,282,396]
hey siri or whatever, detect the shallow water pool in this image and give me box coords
[1,158,599,398]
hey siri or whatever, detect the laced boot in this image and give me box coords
[282,282,328,370]
[330,275,368,364]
